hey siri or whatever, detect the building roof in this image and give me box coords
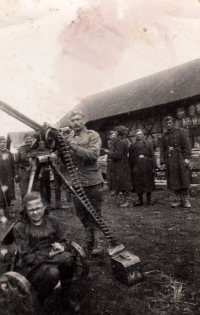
[58,58,200,127]
[7,131,35,149]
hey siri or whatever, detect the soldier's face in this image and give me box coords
[26,198,45,224]
[70,114,85,131]
[136,131,143,141]
[0,140,6,150]
[110,132,116,140]
[165,120,174,131]
[25,136,33,147]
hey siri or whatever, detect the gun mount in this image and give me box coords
[0,100,143,288]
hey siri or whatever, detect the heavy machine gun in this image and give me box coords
[0,101,143,312]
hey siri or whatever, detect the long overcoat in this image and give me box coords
[106,140,116,190]
[0,149,15,203]
[129,140,157,193]
[108,138,132,191]
[160,127,191,191]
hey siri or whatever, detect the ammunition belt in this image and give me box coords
[51,128,116,246]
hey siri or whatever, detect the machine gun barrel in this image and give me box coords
[0,101,42,131]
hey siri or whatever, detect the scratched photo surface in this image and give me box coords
[0,1,200,315]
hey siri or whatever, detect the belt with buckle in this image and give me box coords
[139,155,144,158]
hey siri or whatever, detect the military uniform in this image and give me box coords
[160,127,191,207]
[69,127,103,254]
[15,145,32,200]
[0,149,15,216]
[107,138,132,192]
[129,140,157,205]
[13,215,75,302]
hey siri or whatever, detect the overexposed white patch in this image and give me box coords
[116,0,128,20]
[0,249,8,256]
[2,153,9,160]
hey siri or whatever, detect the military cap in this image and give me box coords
[69,109,84,120]
[115,126,127,136]
[135,129,143,135]
[163,116,174,123]
[24,132,33,139]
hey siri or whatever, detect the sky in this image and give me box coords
[0,0,200,136]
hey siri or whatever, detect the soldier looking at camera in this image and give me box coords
[160,116,192,208]
[15,133,35,201]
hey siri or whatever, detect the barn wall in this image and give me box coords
[87,97,200,150]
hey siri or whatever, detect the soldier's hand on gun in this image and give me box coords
[67,138,78,152]
[49,242,65,258]
[2,185,8,192]
[102,148,109,154]
[52,242,65,252]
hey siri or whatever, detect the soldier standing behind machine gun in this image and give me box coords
[67,109,104,255]
[15,132,37,201]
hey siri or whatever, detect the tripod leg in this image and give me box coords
[27,158,38,194]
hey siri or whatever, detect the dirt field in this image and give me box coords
[0,185,200,315]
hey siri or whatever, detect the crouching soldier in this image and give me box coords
[13,192,77,309]
[160,116,192,208]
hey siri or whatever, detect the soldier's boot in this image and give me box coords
[120,192,132,207]
[171,190,182,208]
[92,229,104,256]
[135,193,143,206]
[181,189,191,208]
[120,197,132,207]
[146,192,154,205]
[84,228,95,255]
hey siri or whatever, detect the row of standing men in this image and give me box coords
[104,116,191,209]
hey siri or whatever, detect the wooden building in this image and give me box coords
[58,58,200,184]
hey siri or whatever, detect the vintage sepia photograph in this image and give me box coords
[0,0,200,314]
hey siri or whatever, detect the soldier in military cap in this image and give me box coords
[129,129,157,206]
[68,109,104,255]
[160,116,192,208]
[15,132,35,201]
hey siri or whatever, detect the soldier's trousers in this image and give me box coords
[73,183,103,230]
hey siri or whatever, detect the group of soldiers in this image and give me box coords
[0,109,105,254]
[0,110,192,237]
[105,116,192,209]
[0,109,193,309]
